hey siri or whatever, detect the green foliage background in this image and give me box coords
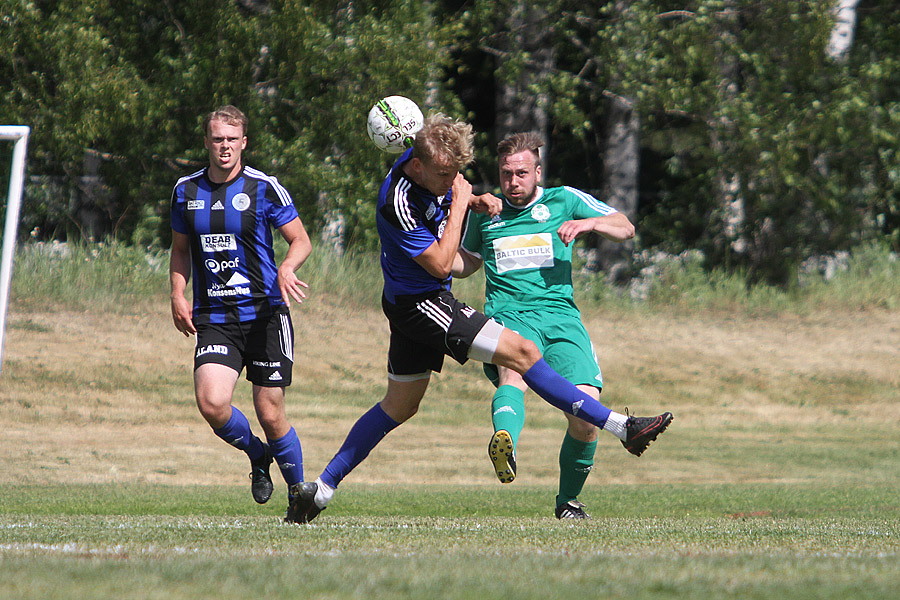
[2,0,899,282]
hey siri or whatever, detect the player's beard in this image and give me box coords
[508,187,536,206]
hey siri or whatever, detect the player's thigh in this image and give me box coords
[193,322,243,413]
[194,363,240,401]
[489,327,542,374]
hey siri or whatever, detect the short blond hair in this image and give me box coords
[203,105,248,136]
[497,132,542,164]
[412,113,475,170]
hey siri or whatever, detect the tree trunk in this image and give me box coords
[826,0,861,61]
[317,190,344,256]
[74,149,112,242]
[583,94,639,281]
[711,0,749,261]
[494,2,553,174]
[583,0,639,281]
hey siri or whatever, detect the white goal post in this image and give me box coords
[0,126,31,379]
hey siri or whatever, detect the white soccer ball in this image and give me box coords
[366,96,424,154]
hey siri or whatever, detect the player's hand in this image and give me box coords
[557,219,595,246]
[278,266,309,307]
[171,294,196,337]
[470,193,502,217]
[450,173,472,212]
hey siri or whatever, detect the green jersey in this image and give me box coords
[461,185,617,315]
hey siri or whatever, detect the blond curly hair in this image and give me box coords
[412,113,475,170]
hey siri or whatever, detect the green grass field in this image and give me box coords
[0,484,900,600]
[1,484,898,599]
[2,243,899,598]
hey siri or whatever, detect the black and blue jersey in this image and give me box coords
[376,148,454,303]
[170,165,299,324]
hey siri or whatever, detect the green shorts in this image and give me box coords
[485,307,603,390]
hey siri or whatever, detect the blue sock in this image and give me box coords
[212,407,266,461]
[321,403,400,489]
[268,427,303,487]
[522,359,611,428]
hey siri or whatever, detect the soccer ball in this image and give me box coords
[366,96,424,154]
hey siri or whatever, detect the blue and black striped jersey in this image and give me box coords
[376,148,454,303]
[170,165,299,324]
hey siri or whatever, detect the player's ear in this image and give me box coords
[535,163,542,182]
[241,136,247,150]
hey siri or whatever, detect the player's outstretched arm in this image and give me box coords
[557,212,635,246]
[277,217,313,307]
[469,192,502,217]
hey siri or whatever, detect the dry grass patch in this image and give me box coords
[2,297,898,493]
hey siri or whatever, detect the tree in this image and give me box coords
[2,0,454,250]
[2,0,158,240]
[583,1,881,283]
[252,0,449,249]
[5,0,899,273]
[844,0,900,252]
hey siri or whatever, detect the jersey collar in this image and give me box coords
[204,165,245,187]
[504,186,545,211]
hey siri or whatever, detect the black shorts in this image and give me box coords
[382,290,491,376]
[193,307,294,387]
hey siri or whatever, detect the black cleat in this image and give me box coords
[621,412,674,457]
[488,430,516,484]
[249,444,274,504]
[555,500,591,520]
[285,481,324,524]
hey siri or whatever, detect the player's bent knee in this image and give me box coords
[510,335,541,365]
[492,329,542,374]
[196,397,232,428]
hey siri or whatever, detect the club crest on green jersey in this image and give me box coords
[530,204,550,222]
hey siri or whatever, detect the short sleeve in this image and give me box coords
[170,186,189,234]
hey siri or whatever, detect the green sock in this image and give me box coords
[556,432,597,506]
[491,385,525,449]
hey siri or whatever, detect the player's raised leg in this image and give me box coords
[487,326,673,455]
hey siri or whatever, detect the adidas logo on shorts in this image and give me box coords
[268,372,283,381]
